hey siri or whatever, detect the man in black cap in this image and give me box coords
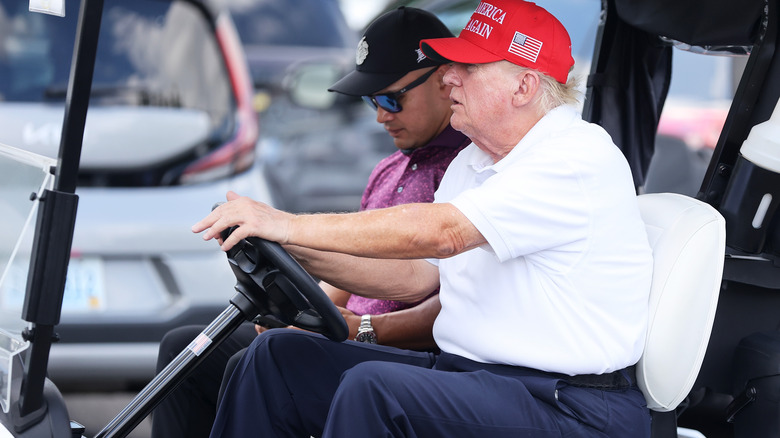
[150,7,468,438]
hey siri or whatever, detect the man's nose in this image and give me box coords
[443,65,460,86]
[376,107,394,123]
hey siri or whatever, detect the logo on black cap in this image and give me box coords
[356,37,369,65]
[415,48,426,63]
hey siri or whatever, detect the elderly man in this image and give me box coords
[197,1,653,436]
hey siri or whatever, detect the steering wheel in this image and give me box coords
[220,224,348,342]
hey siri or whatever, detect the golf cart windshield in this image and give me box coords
[0,143,55,413]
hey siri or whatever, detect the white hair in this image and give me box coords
[504,62,581,114]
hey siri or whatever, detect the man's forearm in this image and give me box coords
[371,294,441,350]
[286,245,439,302]
[195,194,485,260]
[288,203,483,259]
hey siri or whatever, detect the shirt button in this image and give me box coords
[397,187,403,193]
[411,163,418,171]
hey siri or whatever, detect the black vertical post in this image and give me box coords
[18,0,104,419]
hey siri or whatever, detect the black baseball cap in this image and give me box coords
[328,7,453,97]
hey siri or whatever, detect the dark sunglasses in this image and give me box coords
[362,67,438,113]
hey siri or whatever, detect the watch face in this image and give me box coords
[355,331,378,344]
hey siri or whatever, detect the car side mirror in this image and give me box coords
[283,62,343,110]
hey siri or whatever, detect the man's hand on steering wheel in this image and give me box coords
[196,196,348,342]
[193,191,293,252]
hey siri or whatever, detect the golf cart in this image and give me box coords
[1,0,780,437]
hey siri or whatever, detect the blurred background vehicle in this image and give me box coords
[0,0,270,391]
[214,0,397,214]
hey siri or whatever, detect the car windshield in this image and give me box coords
[0,0,242,187]
[0,0,233,120]
[214,0,353,48]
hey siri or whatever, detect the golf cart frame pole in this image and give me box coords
[94,303,247,438]
[18,0,104,420]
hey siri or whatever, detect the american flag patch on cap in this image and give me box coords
[508,31,542,63]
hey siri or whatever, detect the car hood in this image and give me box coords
[0,103,210,169]
[71,166,268,255]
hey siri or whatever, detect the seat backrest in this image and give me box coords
[636,193,726,411]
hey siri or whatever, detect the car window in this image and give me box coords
[0,0,62,101]
[215,0,353,48]
[0,0,234,127]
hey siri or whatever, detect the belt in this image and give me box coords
[560,365,636,390]
[435,353,636,391]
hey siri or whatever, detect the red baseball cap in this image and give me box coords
[420,0,574,83]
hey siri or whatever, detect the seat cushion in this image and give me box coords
[635,193,726,411]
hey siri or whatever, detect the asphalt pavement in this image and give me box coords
[63,392,151,438]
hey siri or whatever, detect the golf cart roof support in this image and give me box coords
[583,0,777,194]
[17,0,105,423]
[584,0,780,290]
[582,0,673,189]
[700,2,780,209]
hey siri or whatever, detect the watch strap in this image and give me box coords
[355,314,377,343]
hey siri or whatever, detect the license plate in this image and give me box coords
[1,257,106,312]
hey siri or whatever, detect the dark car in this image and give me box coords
[216,0,398,213]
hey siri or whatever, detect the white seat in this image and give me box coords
[635,193,726,412]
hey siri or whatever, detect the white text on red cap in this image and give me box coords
[464,2,507,39]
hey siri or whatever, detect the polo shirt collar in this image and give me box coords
[466,105,579,173]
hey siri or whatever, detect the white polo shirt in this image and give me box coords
[430,105,653,375]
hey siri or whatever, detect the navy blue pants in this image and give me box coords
[210,329,650,437]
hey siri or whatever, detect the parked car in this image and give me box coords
[214,0,398,213]
[0,0,271,390]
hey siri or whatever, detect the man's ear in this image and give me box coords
[512,70,540,107]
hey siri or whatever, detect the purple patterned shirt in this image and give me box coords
[346,125,470,316]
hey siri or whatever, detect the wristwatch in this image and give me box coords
[354,314,378,344]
